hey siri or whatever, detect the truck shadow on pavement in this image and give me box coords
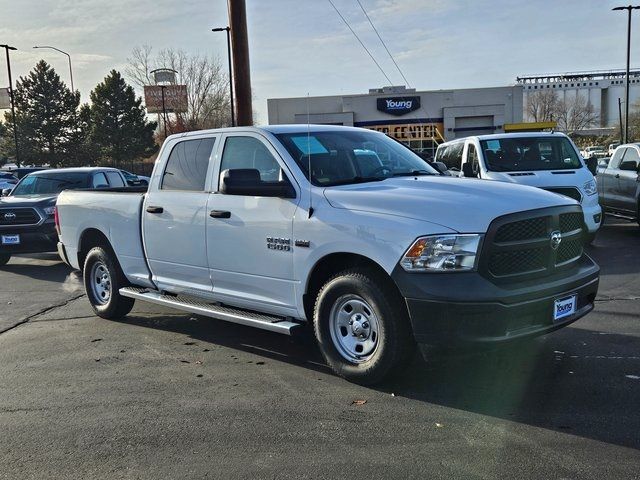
[1,254,76,283]
[116,312,640,451]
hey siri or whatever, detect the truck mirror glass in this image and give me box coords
[462,162,476,178]
[585,157,598,175]
[619,160,638,172]
[220,169,295,198]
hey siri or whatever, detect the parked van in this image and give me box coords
[435,132,602,241]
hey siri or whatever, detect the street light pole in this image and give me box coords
[33,45,74,92]
[160,85,168,138]
[613,5,640,144]
[0,44,20,166]
[212,26,235,127]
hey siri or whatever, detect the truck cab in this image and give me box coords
[435,132,602,240]
[597,143,640,224]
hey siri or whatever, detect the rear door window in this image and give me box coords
[92,173,109,188]
[105,171,125,187]
[162,138,216,191]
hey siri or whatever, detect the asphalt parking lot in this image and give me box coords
[0,217,638,479]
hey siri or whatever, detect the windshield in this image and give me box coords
[480,136,582,172]
[275,129,437,186]
[11,173,89,196]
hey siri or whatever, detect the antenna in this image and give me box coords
[307,93,314,218]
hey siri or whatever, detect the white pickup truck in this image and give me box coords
[56,125,599,384]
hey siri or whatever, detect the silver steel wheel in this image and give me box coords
[90,261,112,305]
[329,294,380,363]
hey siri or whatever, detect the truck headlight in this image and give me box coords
[400,234,481,272]
[43,206,56,216]
[583,179,597,196]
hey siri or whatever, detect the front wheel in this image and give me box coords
[0,254,10,267]
[313,268,415,385]
[83,246,134,319]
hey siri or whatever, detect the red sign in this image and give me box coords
[144,85,188,113]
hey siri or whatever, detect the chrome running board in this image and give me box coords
[120,287,303,335]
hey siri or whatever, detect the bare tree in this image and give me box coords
[526,90,559,122]
[555,92,599,132]
[126,46,231,134]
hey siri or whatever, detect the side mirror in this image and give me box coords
[462,162,476,178]
[619,160,639,172]
[1,188,12,197]
[431,161,449,175]
[220,168,295,198]
[585,157,598,176]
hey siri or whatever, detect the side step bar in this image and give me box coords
[119,287,303,336]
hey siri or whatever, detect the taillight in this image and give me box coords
[54,206,60,235]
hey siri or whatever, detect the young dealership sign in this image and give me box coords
[376,96,420,116]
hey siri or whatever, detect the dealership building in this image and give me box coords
[518,69,640,128]
[267,85,526,154]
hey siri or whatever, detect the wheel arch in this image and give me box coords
[77,228,114,270]
[303,252,405,322]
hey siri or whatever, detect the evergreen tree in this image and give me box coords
[0,60,82,167]
[89,70,157,166]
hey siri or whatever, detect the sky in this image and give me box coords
[0,0,639,123]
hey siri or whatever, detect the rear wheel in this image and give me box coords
[313,268,415,385]
[83,246,134,319]
[0,254,10,266]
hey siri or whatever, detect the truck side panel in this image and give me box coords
[57,190,154,288]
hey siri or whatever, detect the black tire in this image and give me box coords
[585,231,598,245]
[0,254,10,266]
[83,246,134,319]
[313,267,415,385]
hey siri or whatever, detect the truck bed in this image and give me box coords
[56,189,154,288]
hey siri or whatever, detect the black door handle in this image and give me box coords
[615,174,620,178]
[146,206,164,214]
[210,210,231,219]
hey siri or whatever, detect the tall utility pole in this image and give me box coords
[228,0,253,126]
[211,26,235,127]
[613,5,640,144]
[33,46,74,92]
[1,44,20,166]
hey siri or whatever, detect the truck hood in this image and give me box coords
[482,168,593,188]
[323,176,576,233]
[0,194,57,208]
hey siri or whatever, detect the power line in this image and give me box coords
[355,0,411,87]
[327,0,394,85]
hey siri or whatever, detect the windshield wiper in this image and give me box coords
[324,176,386,186]
[392,170,433,177]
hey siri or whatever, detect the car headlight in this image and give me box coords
[400,234,482,272]
[583,179,597,196]
[43,206,55,216]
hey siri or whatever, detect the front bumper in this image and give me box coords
[581,201,602,233]
[391,254,599,354]
[0,221,58,255]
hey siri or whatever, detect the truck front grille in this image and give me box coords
[0,208,41,226]
[482,206,585,280]
[544,187,582,203]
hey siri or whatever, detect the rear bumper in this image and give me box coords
[57,241,71,266]
[0,222,58,255]
[391,254,599,354]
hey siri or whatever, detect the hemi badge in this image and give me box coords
[295,240,311,248]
